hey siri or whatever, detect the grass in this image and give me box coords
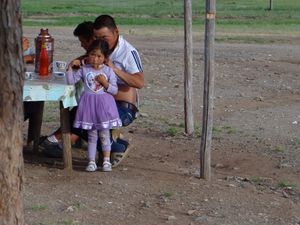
[163,123,239,137]
[166,127,178,137]
[250,176,264,185]
[30,204,48,211]
[163,191,173,198]
[249,176,271,191]
[277,180,296,189]
[273,145,286,153]
[61,220,75,225]
[294,138,300,145]
[223,126,237,134]
[73,201,83,209]
[216,36,277,44]
[212,125,238,135]
[212,126,222,134]
[21,0,300,34]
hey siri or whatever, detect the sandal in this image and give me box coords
[86,161,97,172]
[111,142,131,168]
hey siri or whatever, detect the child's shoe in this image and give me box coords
[102,161,112,172]
[86,161,97,172]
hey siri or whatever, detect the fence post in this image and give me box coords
[268,0,273,10]
[200,0,216,180]
[184,0,194,134]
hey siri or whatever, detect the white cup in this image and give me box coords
[52,61,67,72]
[25,72,31,80]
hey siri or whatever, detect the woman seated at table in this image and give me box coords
[22,37,34,64]
[22,36,40,122]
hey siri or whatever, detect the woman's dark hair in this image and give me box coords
[73,21,94,40]
[94,15,117,31]
[87,39,110,58]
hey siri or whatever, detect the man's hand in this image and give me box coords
[106,58,144,89]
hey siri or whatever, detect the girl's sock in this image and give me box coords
[103,157,110,162]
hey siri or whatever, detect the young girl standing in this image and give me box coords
[66,39,122,172]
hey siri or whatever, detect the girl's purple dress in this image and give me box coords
[66,64,122,130]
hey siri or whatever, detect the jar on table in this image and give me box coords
[34,28,54,74]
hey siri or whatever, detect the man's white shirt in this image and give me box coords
[110,35,143,85]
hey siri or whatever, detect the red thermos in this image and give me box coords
[39,41,49,76]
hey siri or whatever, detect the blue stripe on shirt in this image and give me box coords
[131,50,143,72]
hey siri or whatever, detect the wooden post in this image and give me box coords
[184,0,194,134]
[200,0,216,180]
[60,102,72,172]
[268,0,273,10]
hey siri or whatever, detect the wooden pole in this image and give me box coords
[268,0,273,10]
[200,0,216,180]
[60,102,72,172]
[184,0,194,134]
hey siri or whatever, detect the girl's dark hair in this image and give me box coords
[87,39,110,58]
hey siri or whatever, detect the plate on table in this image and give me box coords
[54,71,65,78]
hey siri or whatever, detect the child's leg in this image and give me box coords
[87,129,98,161]
[85,130,98,172]
[99,129,112,172]
[99,129,111,159]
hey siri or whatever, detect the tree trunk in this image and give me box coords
[0,0,25,224]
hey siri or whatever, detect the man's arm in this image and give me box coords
[114,68,144,89]
[106,59,144,89]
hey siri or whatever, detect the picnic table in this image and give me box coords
[23,65,77,170]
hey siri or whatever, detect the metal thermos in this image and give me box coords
[34,28,54,73]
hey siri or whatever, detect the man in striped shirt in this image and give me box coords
[93,15,144,166]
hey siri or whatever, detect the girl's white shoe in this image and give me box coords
[102,161,112,172]
[86,161,97,172]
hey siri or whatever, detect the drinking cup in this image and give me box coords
[52,60,67,72]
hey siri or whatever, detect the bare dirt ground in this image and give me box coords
[23,27,300,225]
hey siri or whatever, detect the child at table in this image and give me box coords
[66,39,122,172]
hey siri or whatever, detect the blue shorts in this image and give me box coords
[116,101,137,127]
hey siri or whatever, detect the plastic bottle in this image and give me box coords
[39,41,49,76]
[34,28,54,73]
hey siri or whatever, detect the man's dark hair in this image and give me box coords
[87,39,110,58]
[73,21,94,39]
[94,15,117,30]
